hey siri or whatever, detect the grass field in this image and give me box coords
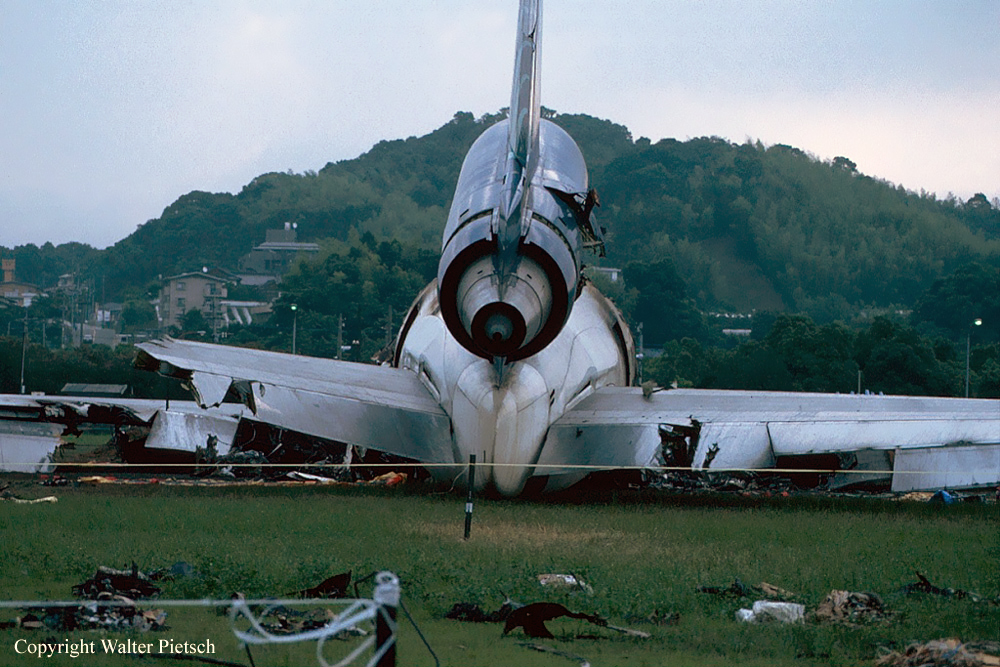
[0,480,996,666]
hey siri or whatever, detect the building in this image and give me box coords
[158,270,230,333]
[239,222,320,279]
[0,259,44,307]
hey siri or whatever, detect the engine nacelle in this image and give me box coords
[437,118,593,362]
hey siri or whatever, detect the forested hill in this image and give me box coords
[4,110,999,320]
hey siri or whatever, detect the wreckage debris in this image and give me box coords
[876,638,1000,667]
[445,596,522,623]
[291,571,352,599]
[537,573,594,594]
[898,572,995,604]
[0,490,58,505]
[502,602,606,639]
[248,605,366,638]
[736,601,806,624]
[14,601,167,633]
[73,564,162,600]
[698,578,798,601]
[813,590,890,624]
[625,609,681,626]
[5,563,169,633]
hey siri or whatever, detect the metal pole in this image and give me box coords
[965,332,971,398]
[291,305,297,354]
[637,322,644,385]
[19,309,28,394]
[373,572,399,667]
[337,313,343,360]
[464,454,476,540]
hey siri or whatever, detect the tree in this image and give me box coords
[622,259,707,344]
[180,308,208,333]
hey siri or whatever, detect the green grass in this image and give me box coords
[0,482,996,666]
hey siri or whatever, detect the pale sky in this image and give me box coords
[2,1,998,249]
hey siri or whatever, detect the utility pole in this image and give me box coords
[337,313,343,360]
[965,317,983,398]
[19,306,28,394]
[385,305,393,348]
[636,322,644,385]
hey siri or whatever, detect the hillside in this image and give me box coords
[3,111,999,323]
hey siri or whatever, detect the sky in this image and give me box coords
[2,0,998,249]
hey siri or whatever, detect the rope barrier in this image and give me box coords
[11,459,995,476]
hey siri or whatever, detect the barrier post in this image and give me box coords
[373,571,399,667]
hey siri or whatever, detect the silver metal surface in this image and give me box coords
[0,420,59,473]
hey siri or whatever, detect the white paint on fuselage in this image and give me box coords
[398,282,632,495]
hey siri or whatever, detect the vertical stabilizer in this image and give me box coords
[509,0,541,178]
[496,0,543,281]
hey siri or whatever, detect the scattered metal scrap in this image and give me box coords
[290,571,352,599]
[812,590,890,624]
[876,639,1000,667]
[697,578,798,601]
[0,486,58,504]
[7,564,167,633]
[73,563,162,599]
[12,600,167,633]
[446,594,649,640]
[445,596,521,624]
[898,572,997,605]
[502,602,607,639]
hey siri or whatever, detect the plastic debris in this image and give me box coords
[735,600,805,624]
[931,490,956,504]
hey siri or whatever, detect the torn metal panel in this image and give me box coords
[891,444,1000,492]
[144,410,239,455]
[826,449,893,489]
[0,394,249,428]
[767,420,999,456]
[0,421,60,472]
[691,422,774,470]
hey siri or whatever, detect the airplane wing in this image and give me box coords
[543,387,1000,492]
[134,337,453,464]
[0,393,249,472]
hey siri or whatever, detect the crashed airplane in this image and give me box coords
[2,0,998,494]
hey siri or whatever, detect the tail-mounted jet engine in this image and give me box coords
[437,118,603,362]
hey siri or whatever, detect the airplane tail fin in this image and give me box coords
[496,0,542,270]
[508,0,541,176]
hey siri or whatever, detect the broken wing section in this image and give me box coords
[546,387,1000,491]
[135,338,453,465]
[0,393,250,464]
